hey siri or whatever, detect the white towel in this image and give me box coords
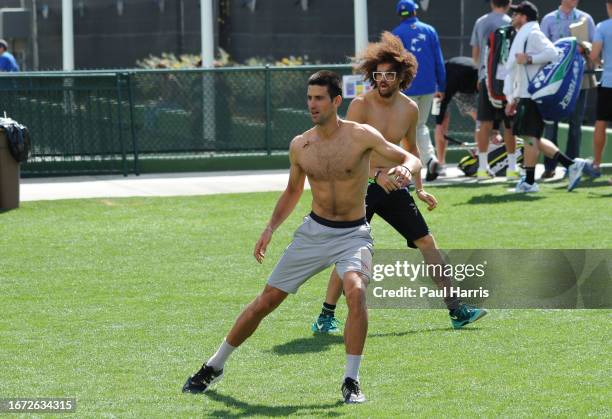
[504,21,539,103]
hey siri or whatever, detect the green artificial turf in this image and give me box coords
[1,180,611,417]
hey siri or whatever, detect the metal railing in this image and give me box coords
[7,66,598,176]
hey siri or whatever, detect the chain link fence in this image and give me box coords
[0,65,478,177]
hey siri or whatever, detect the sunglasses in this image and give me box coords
[373,71,397,82]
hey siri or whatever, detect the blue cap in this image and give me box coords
[396,0,418,16]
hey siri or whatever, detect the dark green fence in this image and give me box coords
[0,65,479,177]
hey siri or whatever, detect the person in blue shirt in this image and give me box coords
[0,40,19,72]
[589,0,612,178]
[540,0,596,178]
[392,0,446,181]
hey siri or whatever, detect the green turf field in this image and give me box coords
[1,180,611,417]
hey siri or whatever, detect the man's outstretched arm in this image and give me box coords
[401,107,437,211]
[361,124,421,186]
[254,137,306,263]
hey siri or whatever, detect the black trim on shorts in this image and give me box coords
[309,211,367,228]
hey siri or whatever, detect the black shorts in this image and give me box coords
[596,86,612,122]
[512,98,545,139]
[477,80,512,127]
[366,183,429,249]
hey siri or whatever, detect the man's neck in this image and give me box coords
[491,7,507,14]
[373,89,398,107]
[316,116,341,139]
[559,5,575,15]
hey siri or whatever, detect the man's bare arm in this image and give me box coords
[472,46,480,67]
[254,137,306,263]
[400,102,423,189]
[590,41,603,65]
[361,125,421,184]
[400,108,438,211]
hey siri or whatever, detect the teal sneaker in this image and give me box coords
[311,314,341,333]
[450,304,488,329]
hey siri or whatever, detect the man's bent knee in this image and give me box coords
[414,234,437,250]
[343,272,368,310]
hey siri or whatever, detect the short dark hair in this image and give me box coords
[308,71,342,99]
[492,0,510,8]
[0,39,7,51]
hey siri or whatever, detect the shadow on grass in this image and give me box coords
[203,390,344,417]
[588,192,612,199]
[271,325,481,356]
[551,179,611,190]
[456,193,545,205]
[427,181,511,190]
[270,334,344,355]
[369,326,481,338]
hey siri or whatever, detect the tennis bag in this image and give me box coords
[528,37,584,122]
[485,25,516,109]
[458,140,524,177]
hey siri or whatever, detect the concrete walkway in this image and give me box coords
[19,163,590,202]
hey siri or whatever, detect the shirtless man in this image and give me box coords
[311,33,487,334]
[182,70,421,404]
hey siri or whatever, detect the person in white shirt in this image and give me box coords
[504,1,587,192]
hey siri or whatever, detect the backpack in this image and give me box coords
[485,25,516,109]
[0,118,31,163]
[527,37,584,123]
[458,140,524,177]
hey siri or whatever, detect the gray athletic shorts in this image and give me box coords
[267,212,373,294]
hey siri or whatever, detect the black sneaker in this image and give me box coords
[182,364,224,394]
[341,377,366,404]
[425,158,440,182]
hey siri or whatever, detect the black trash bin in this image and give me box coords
[0,130,19,211]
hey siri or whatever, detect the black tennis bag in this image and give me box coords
[0,117,31,162]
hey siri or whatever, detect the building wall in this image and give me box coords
[5,0,610,69]
[25,0,208,70]
[224,0,609,63]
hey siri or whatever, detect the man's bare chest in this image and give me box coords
[298,138,365,181]
[364,107,409,145]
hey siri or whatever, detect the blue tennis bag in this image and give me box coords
[528,37,584,122]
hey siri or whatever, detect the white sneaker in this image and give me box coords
[515,177,540,193]
[567,158,587,192]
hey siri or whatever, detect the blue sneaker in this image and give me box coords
[311,314,341,333]
[567,158,587,191]
[583,161,601,179]
[450,304,488,329]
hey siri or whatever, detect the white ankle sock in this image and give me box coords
[206,339,235,371]
[344,354,363,381]
[478,153,489,171]
[507,152,517,171]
